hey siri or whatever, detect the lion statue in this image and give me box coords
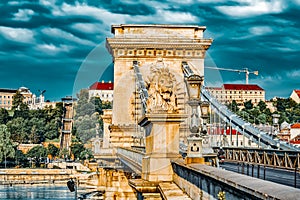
[146,62,178,113]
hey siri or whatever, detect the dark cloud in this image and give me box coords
[0,0,299,100]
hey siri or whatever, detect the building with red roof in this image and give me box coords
[207,83,265,106]
[89,81,114,102]
[290,123,300,141]
[290,90,300,104]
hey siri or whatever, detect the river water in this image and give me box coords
[0,184,76,200]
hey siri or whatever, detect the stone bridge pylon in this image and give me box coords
[105,24,213,181]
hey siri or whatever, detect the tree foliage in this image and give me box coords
[0,125,15,163]
[0,109,9,124]
[47,144,59,159]
[73,89,112,143]
[228,97,300,125]
[27,145,48,167]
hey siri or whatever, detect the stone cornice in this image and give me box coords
[109,124,139,132]
[106,38,212,49]
[138,113,188,126]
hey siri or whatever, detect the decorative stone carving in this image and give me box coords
[146,61,178,113]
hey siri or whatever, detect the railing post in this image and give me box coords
[251,164,254,177]
[263,165,266,180]
[295,167,297,188]
[257,164,260,178]
[247,163,249,175]
[241,162,244,174]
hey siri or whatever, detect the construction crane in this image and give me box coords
[205,67,259,84]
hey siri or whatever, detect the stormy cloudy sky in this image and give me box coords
[0,0,299,101]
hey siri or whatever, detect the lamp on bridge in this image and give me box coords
[272,114,280,136]
[200,101,209,135]
[185,74,204,133]
[184,74,215,164]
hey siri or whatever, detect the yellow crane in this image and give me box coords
[205,67,259,84]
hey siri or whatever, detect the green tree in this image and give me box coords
[244,100,253,110]
[59,148,70,159]
[74,113,99,143]
[70,142,85,160]
[257,113,267,124]
[80,149,94,160]
[7,117,27,143]
[47,144,59,160]
[11,90,25,110]
[12,91,29,118]
[44,119,60,140]
[28,117,45,143]
[257,100,267,112]
[0,125,15,167]
[15,149,28,168]
[27,145,48,167]
[0,108,10,124]
[227,100,239,112]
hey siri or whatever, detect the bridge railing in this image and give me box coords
[201,87,300,151]
[116,147,145,174]
[172,159,300,200]
[214,146,300,169]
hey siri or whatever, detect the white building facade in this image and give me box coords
[89,81,114,102]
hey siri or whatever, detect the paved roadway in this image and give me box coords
[221,161,300,189]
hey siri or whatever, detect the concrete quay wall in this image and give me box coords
[0,169,75,185]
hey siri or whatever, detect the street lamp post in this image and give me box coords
[185,74,203,134]
[272,114,280,137]
[200,101,209,135]
[184,74,206,162]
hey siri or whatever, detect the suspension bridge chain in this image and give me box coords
[132,61,149,114]
[181,61,299,151]
[201,87,299,151]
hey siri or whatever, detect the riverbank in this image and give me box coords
[0,168,78,185]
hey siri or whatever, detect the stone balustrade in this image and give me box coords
[117,147,145,174]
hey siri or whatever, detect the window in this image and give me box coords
[248,140,252,146]
[3,96,6,99]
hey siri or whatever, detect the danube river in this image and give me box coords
[0,184,76,200]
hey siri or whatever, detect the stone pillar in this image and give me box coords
[106,24,213,148]
[101,109,112,148]
[185,134,204,164]
[138,113,186,182]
